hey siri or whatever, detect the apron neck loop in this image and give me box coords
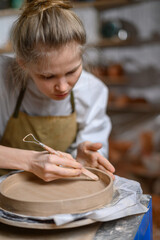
[70,91,75,113]
[13,87,26,118]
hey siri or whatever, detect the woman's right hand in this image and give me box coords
[28,151,83,182]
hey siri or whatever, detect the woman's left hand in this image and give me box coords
[76,141,115,180]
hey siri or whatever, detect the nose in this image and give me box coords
[55,77,68,92]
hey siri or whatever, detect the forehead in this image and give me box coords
[31,42,82,74]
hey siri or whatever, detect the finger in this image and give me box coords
[57,151,76,161]
[83,149,115,173]
[43,145,59,155]
[50,165,82,177]
[98,165,115,180]
[49,155,82,169]
[39,167,82,182]
[85,142,103,152]
[98,155,115,173]
[40,173,60,182]
[89,156,99,168]
[78,149,98,168]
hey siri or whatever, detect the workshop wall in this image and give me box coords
[75,1,160,198]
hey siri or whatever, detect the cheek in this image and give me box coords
[70,68,82,86]
[34,78,53,94]
[28,71,54,96]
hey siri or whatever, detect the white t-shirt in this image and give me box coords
[0,55,111,157]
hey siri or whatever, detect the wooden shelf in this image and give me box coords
[0,8,20,17]
[0,48,12,54]
[108,103,160,113]
[1,0,159,17]
[87,38,131,48]
[73,0,130,9]
[100,76,128,85]
[73,0,160,10]
[87,37,160,48]
[121,156,160,178]
[0,42,12,54]
[0,47,12,54]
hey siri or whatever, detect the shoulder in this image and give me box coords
[0,55,15,84]
[0,55,16,96]
[0,55,14,70]
[76,70,107,89]
[73,70,108,102]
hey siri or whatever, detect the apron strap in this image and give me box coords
[13,87,26,118]
[13,88,75,118]
[70,91,75,113]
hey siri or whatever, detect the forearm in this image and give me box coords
[0,145,33,171]
[70,82,111,158]
[0,145,82,181]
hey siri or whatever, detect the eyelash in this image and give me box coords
[41,68,78,80]
[66,71,75,76]
[45,76,55,80]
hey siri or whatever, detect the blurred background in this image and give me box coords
[0,0,160,238]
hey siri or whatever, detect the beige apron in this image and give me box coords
[0,88,77,175]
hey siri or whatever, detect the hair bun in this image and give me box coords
[23,0,72,16]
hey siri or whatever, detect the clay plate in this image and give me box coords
[0,168,113,217]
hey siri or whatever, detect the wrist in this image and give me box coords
[0,145,36,172]
[19,150,37,172]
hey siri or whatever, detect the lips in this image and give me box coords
[55,92,69,98]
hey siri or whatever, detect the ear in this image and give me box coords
[16,57,26,70]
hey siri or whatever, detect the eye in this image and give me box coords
[46,75,55,79]
[66,70,76,76]
[41,75,55,80]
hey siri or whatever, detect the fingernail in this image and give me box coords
[78,169,82,174]
[79,164,83,168]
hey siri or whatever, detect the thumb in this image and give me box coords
[86,142,102,151]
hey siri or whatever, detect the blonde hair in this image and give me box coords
[11,0,86,63]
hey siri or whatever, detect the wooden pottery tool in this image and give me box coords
[23,133,99,181]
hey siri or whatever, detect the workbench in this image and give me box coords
[0,195,152,240]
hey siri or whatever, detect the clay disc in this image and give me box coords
[0,168,113,217]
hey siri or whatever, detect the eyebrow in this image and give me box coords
[41,62,82,77]
[67,63,82,74]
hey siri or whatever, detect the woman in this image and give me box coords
[0,0,115,181]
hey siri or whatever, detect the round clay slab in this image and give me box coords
[0,168,113,217]
[0,215,96,229]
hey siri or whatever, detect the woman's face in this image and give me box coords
[25,42,83,100]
